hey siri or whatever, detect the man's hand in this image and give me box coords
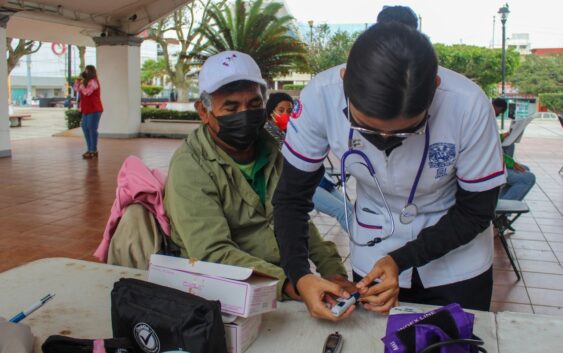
[513,162,526,173]
[296,274,355,321]
[325,274,357,295]
[356,255,400,313]
[283,280,301,301]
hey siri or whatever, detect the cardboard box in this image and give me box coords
[224,314,262,353]
[148,254,278,318]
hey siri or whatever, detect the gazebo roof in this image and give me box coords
[1,0,192,45]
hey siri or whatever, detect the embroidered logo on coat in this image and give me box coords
[428,143,456,179]
[291,99,303,118]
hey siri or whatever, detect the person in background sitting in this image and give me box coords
[265,92,352,232]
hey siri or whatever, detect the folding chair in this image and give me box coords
[493,199,530,281]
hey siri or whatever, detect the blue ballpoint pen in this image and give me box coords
[9,293,55,323]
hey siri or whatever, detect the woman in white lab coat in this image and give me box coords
[273,22,505,321]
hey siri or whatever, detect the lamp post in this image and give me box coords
[307,20,314,79]
[498,3,510,129]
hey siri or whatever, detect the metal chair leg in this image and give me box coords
[498,232,521,281]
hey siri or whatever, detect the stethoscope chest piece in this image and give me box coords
[400,203,418,224]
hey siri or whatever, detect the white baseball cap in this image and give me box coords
[198,51,267,95]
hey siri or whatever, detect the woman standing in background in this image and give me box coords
[78,65,104,159]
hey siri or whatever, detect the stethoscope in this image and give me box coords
[340,119,430,247]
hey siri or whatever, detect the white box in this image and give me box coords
[148,254,278,318]
[224,315,262,353]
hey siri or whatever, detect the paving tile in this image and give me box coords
[522,272,563,291]
[528,288,563,307]
[509,231,545,241]
[510,239,552,251]
[554,251,563,263]
[492,285,531,304]
[513,248,558,262]
[532,305,563,317]
[518,260,563,275]
[494,270,524,286]
[544,233,563,243]
[490,301,534,314]
[539,224,563,234]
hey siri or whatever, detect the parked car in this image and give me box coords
[531,111,558,120]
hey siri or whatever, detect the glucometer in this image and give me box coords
[322,331,343,353]
[331,292,360,317]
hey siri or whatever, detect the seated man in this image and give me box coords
[492,98,536,201]
[164,51,349,300]
[500,153,536,201]
[493,98,516,157]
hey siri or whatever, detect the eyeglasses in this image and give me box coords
[347,100,428,138]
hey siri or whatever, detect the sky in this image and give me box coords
[283,0,563,48]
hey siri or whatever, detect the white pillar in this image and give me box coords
[94,36,143,138]
[0,16,11,158]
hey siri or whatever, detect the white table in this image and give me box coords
[0,258,556,353]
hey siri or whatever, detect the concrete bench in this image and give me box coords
[9,114,31,128]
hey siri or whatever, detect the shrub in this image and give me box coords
[142,85,164,97]
[141,108,200,122]
[65,108,200,129]
[539,93,563,114]
[283,84,305,91]
[65,109,82,129]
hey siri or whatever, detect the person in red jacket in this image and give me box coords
[78,65,104,159]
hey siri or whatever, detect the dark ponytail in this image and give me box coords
[343,22,437,120]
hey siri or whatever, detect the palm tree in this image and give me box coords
[198,0,307,81]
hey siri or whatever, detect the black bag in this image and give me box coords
[111,278,227,353]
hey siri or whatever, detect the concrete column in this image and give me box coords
[0,15,11,158]
[94,35,143,138]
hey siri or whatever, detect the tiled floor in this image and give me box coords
[1,127,562,316]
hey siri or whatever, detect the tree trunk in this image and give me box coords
[175,85,190,103]
[78,46,87,72]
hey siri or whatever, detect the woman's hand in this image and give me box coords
[356,255,400,313]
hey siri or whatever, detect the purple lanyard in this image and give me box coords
[408,122,430,205]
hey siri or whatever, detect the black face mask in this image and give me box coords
[214,109,266,150]
[360,133,406,151]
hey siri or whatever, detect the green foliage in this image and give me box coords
[283,84,305,91]
[433,44,520,93]
[141,85,164,97]
[141,108,200,122]
[141,59,168,85]
[307,25,360,75]
[511,54,563,96]
[65,108,200,129]
[198,0,307,80]
[539,93,563,114]
[65,109,81,130]
[148,0,222,101]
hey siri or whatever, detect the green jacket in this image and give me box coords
[500,134,515,169]
[164,126,347,299]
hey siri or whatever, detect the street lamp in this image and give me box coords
[498,3,510,129]
[307,20,314,79]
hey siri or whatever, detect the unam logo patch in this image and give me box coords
[291,99,303,119]
[134,322,160,353]
[428,143,456,179]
